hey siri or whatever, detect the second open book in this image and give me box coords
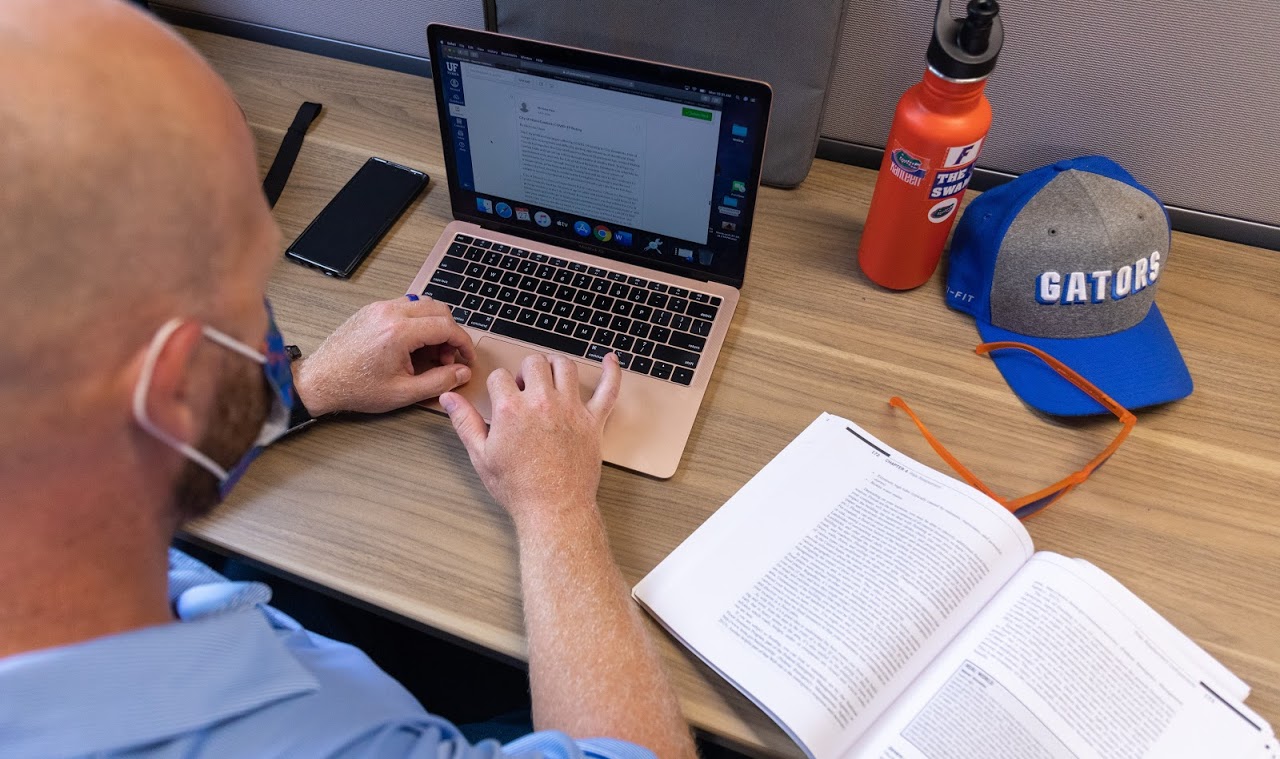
[633,413,1275,759]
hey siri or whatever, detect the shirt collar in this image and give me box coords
[0,605,318,757]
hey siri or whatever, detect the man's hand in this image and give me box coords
[440,352,621,529]
[443,353,695,758]
[294,296,476,416]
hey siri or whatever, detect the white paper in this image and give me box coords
[852,553,1277,759]
[634,413,1034,759]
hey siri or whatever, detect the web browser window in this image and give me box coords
[458,64,720,243]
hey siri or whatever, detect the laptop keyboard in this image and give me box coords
[420,234,722,386]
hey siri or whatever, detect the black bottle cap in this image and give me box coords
[927,0,1004,80]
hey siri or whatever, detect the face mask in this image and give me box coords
[132,301,294,500]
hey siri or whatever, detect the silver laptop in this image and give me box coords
[409,24,772,478]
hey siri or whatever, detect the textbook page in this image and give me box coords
[1066,556,1252,704]
[633,413,1034,759]
[851,552,1277,759]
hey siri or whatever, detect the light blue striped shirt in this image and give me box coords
[0,550,656,759]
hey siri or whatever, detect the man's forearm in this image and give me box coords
[515,503,696,759]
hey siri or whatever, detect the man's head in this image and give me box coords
[0,0,279,527]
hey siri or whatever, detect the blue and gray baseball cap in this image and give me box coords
[946,156,1193,416]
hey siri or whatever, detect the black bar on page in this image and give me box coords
[846,426,891,457]
[1200,682,1263,731]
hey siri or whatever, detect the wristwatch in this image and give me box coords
[285,344,315,432]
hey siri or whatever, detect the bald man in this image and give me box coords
[0,2,696,758]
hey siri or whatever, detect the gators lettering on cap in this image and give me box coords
[1035,250,1161,305]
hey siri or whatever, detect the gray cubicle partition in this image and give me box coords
[822,0,1280,249]
[152,0,1280,250]
[488,0,846,188]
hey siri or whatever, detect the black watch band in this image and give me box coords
[287,386,314,431]
[263,101,322,209]
[285,345,315,432]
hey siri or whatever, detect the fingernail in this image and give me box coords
[405,293,419,301]
[455,365,471,383]
[440,393,457,412]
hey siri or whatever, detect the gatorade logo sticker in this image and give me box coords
[930,166,973,199]
[928,198,959,223]
[888,147,928,187]
[942,138,983,168]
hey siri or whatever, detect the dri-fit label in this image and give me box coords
[889,147,929,186]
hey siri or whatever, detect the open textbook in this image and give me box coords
[634,413,1276,759]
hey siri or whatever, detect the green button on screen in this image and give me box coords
[681,107,713,121]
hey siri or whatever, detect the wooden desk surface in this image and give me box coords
[181,28,1280,756]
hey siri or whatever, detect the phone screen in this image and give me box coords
[286,158,428,277]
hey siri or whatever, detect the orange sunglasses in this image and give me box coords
[889,341,1137,520]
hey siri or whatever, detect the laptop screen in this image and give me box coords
[428,25,771,288]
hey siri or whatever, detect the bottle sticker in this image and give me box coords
[888,146,929,187]
[942,138,983,168]
[930,165,974,199]
[928,198,959,223]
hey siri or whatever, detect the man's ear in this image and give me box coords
[130,320,207,449]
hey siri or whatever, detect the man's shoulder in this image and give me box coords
[189,607,469,756]
[160,550,457,753]
[0,555,457,758]
[2,552,654,759]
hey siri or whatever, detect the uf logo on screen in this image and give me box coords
[445,61,459,75]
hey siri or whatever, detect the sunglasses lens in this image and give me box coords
[1012,489,1067,519]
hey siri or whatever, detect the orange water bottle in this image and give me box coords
[858,0,1005,290]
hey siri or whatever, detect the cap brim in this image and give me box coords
[975,305,1193,416]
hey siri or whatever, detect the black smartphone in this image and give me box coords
[285,157,428,278]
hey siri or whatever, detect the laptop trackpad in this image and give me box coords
[452,336,602,421]
[428,334,687,478]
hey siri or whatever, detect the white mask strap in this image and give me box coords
[131,319,266,482]
[203,325,267,364]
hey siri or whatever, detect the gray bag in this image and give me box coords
[486,0,845,188]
